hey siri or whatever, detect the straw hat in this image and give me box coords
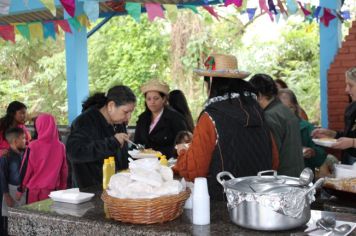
[194,53,250,79]
[141,79,170,95]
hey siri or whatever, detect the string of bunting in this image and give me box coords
[0,0,352,43]
[0,14,90,43]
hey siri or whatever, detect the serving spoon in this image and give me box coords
[126,139,145,151]
[326,224,352,236]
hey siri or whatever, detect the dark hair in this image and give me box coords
[82,85,136,112]
[204,76,258,104]
[144,91,167,112]
[278,88,301,118]
[250,74,278,100]
[168,90,194,132]
[274,79,288,89]
[174,130,193,145]
[5,127,25,143]
[0,101,27,139]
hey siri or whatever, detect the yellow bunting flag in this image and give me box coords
[40,0,56,16]
[163,5,178,22]
[77,15,90,28]
[28,23,44,41]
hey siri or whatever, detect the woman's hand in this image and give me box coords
[175,143,190,155]
[114,133,129,147]
[332,137,355,150]
[311,128,337,139]
[4,193,15,207]
[303,147,315,158]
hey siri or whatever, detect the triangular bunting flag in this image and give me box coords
[0,25,15,42]
[320,8,336,27]
[40,0,56,16]
[57,20,72,33]
[77,15,90,28]
[202,6,219,20]
[313,6,321,19]
[125,2,141,22]
[16,24,30,40]
[277,0,288,16]
[286,0,298,14]
[246,8,256,21]
[268,0,277,15]
[275,10,281,23]
[68,17,81,31]
[340,11,351,20]
[60,0,75,17]
[259,0,273,21]
[145,3,165,22]
[225,0,242,8]
[28,23,44,41]
[183,5,199,14]
[163,5,178,22]
[43,21,56,40]
[83,1,99,22]
[297,2,311,16]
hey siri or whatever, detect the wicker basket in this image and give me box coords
[101,189,191,224]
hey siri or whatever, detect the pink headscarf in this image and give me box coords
[21,113,67,191]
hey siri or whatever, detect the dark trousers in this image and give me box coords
[0,216,8,236]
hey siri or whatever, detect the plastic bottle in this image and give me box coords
[192,177,210,225]
[103,159,110,190]
[108,156,116,176]
[159,155,168,166]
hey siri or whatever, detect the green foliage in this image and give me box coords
[88,16,170,124]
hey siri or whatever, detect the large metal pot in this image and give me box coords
[217,170,324,231]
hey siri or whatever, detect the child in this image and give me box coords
[174,131,193,157]
[0,127,27,236]
[17,113,68,204]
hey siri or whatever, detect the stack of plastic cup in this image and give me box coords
[192,177,210,225]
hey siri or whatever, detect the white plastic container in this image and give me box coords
[192,177,210,225]
[334,164,356,178]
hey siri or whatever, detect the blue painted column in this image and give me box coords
[65,1,89,124]
[319,0,342,127]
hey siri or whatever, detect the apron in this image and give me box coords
[1,184,26,217]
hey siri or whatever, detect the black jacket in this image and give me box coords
[205,96,272,200]
[66,108,128,189]
[134,106,187,158]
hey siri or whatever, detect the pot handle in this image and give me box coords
[303,178,325,197]
[216,171,235,186]
[257,170,277,178]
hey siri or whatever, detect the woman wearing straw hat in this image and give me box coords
[173,54,274,200]
[134,79,187,158]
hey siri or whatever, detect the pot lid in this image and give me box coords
[223,170,303,193]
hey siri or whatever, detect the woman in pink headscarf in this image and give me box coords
[17,113,67,203]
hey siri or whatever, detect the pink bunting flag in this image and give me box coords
[320,8,336,27]
[297,1,311,16]
[225,0,243,8]
[202,6,219,20]
[60,0,75,17]
[57,20,72,33]
[259,0,273,21]
[0,25,15,43]
[145,3,165,22]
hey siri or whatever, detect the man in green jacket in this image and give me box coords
[250,74,304,177]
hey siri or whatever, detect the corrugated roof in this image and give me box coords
[0,1,197,25]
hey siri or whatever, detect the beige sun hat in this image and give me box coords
[141,79,170,95]
[194,53,250,79]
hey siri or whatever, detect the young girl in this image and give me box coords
[17,113,67,203]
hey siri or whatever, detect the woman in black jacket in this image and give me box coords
[134,79,187,158]
[312,67,356,164]
[66,85,136,188]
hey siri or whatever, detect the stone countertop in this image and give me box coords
[8,189,356,236]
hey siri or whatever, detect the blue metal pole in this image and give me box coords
[65,1,89,124]
[87,13,115,39]
[319,0,342,127]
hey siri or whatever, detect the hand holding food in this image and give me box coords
[332,137,355,150]
[302,147,315,158]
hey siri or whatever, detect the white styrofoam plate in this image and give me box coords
[128,149,160,159]
[49,188,95,204]
[312,138,337,147]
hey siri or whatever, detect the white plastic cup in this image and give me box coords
[192,177,210,225]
